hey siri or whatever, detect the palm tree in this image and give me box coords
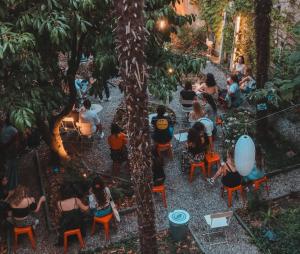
[254,0,272,139]
[114,0,158,253]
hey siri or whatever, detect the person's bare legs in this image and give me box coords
[112,161,120,176]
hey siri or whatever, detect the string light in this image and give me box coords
[157,19,168,31]
[167,67,174,74]
[82,173,87,178]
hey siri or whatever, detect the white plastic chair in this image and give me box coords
[203,211,233,245]
[180,99,194,121]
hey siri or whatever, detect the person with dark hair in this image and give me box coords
[225,74,242,108]
[7,185,45,227]
[239,67,256,93]
[0,114,19,191]
[201,93,217,124]
[152,148,165,186]
[57,183,89,245]
[108,123,128,176]
[181,128,207,173]
[198,73,218,99]
[79,99,103,135]
[88,177,112,217]
[208,148,242,188]
[234,55,246,80]
[0,174,11,225]
[180,80,196,108]
[151,105,173,144]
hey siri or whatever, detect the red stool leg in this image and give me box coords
[77,231,85,248]
[103,222,110,240]
[63,234,68,254]
[189,166,194,182]
[28,228,36,249]
[14,232,18,253]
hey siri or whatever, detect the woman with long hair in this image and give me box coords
[108,123,128,176]
[7,185,45,228]
[189,101,203,123]
[201,93,217,124]
[181,128,207,174]
[88,177,112,217]
[199,73,218,99]
[208,148,242,188]
[57,183,89,245]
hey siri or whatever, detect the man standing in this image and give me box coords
[0,113,19,191]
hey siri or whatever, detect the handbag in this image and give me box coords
[105,187,120,222]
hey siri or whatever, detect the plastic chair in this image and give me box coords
[157,142,173,159]
[91,213,113,240]
[180,99,194,120]
[203,211,233,245]
[221,185,245,207]
[152,185,167,208]
[14,226,36,252]
[189,161,206,182]
[63,228,85,254]
[253,176,269,195]
[205,152,221,177]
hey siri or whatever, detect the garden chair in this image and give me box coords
[221,185,245,207]
[253,176,270,196]
[173,129,188,152]
[14,226,36,252]
[180,99,194,120]
[205,152,221,177]
[203,211,233,245]
[63,228,85,253]
[91,213,113,241]
[152,183,167,208]
[61,117,78,133]
[189,161,206,182]
[157,142,173,159]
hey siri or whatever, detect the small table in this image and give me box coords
[174,132,188,142]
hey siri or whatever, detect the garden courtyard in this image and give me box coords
[1,1,300,254]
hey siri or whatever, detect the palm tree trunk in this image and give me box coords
[114,1,158,253]
[254,0,272,140]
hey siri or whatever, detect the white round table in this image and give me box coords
[91,104,103,114]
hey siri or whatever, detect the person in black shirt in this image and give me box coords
[151,105,173,144]
[180,80,196,107]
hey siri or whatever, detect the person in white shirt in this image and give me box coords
[234,55,246,80]
[79,99,102,134]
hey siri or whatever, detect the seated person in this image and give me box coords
[225,74,242,108]
[152,148,165,186]
[198,73,219,99]
[243,145,265,183]
[239,67,256,93]
[57,183,89,245]
[0,175,11,225]
[7,185,45,228]
[88,177,112,217]
[189,101,203,123]
[181,128,207,174]
[108,123,128,176]
[201,93,218,124]
[151,105,173,144]
[79,99,103,135]
[233,55,246,81]
[180,80,196,108]
[190,103,215,152]
[208,148,242,188]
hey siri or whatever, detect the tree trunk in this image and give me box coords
[115,1,158,253]
[254,0,272,140]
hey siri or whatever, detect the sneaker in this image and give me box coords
[105,96,111,101]
[99,99,104,103]
[207,178,215,185]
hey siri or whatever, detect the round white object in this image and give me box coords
[234,135,255,176]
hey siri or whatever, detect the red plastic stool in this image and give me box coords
[221,185,245,207]
[152,185,167,208]
[14,226,36,253]
[91,213,113,240]
[189,161,206,182]
[253,176,270,195]
[205,152,220,177]
[157,142,173,158]
[63,229,85,253]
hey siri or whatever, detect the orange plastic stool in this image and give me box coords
[157,142,173,158]
[189,161,206,182]
[14,226,36,252]
[152,185,167,208]
[91,213,113,240]
[221,185,245,207]
[63,229,85,253]
[253,176,269,195]
[205,152,220,177]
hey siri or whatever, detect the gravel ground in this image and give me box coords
[14,62,300,253]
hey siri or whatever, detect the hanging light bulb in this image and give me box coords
[167,67,174,74]
[157,19,168,31]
